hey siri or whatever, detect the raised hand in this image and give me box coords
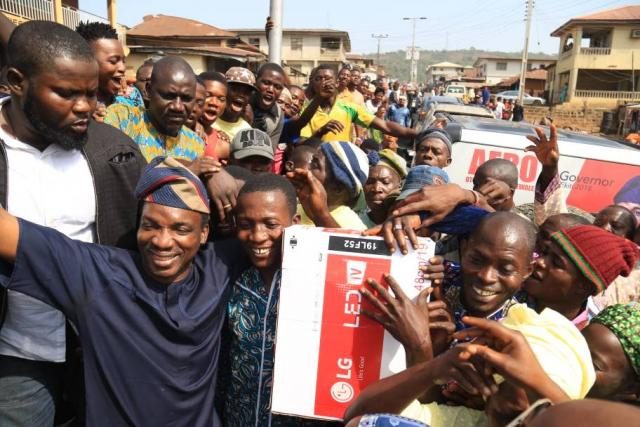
[525,123,559,168]
[360,274,434,359]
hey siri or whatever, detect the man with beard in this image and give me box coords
[0,20,144,426]
[104,55,204,162]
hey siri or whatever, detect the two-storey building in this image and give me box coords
[230,28,351,84]
[473,54,556,85]
[550,5,640,105]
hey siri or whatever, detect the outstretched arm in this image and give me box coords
[370,117,418,139]
[0,206,19,262]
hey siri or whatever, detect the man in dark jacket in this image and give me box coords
[0,20,144,426]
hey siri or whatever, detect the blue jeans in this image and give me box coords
[0,355,61,427]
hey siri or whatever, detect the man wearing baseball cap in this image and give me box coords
[212,67,256,141]
[229,128,275,174]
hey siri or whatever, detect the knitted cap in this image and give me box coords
[135,156,210,214]
[416,128,453,155]
[320,141,369,199]
[592,303,640,377]
[378,148,408,179]
[551,225,640,293]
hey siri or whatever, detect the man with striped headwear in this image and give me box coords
[0,156,247,426]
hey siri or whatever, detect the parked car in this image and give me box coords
[445,84,467,101]
[442,116,640,213]
[496,90,546,105]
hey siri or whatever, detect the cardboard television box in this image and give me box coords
[271,225,435,421]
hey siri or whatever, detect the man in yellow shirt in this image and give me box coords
[301,64,417,142]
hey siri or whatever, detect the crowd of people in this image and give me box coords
[0,14,639,427]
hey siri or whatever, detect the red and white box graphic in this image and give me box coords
[271,225,435,420]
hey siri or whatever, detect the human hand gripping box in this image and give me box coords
[271,225,435,421]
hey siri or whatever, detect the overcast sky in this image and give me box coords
[82,0,632,54]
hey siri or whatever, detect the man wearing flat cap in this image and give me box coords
[0,157,247,427]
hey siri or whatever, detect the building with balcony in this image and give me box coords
[550,5,640,105]
[425,62,465,85]
[473,54,556,85]
[229,28,351,84]
[0,0,123,38]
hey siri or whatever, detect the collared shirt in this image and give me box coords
[0,220,246,426]
[218,267,338,427]
[251,96,284,149]
[104,104,204,162]
[300,99,375,142]
[0,97,95,362]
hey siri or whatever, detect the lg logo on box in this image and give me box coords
[330,358,355,403]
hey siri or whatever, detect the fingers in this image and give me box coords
[416,286,433,308]
[549,122,557,143]
[360,282,394,320]
[392,217,408,255]
[405,222,419,250]
[363,224,382,236]
[429,321,456,334]
[213,197,226,222]
[382,274,408,302]
[382,220,398,254]
[525,135,540,146]
[523,144,538,153]
[465,344,510,374]
[364,278,396,307]
[454,316,513,345]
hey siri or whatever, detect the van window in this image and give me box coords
[447,87,464,94]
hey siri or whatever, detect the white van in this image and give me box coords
[444,117,640,213]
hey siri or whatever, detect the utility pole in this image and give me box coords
[403,16,426,83]
[372,34,388,69]
[268,0,283,65]
[518,0,534,104]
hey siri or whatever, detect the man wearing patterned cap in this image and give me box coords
[104,56,205,162]
[0,156,246,426]
[212,66,256,141]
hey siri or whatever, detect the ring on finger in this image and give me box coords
[393,223,403,230]
[223,204,232,210]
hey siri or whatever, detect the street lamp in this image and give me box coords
[403,16,427,83]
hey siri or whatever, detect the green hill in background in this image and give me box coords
[363,48,556,81]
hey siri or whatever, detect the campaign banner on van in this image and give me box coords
[451,142,640,213]
[271,226,435,420]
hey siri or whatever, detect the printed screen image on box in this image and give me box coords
[314,254,390,417]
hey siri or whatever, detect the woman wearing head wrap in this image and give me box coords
[583,303,640,400]
[287,141,370,230]
[524,225,640,329]
[361,149,407,227]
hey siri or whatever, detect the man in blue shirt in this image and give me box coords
[0,156,246,426]
[386,95,411,128]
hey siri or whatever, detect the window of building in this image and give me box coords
[496,62,508,71]
[321,37,341,50]
[248,37,260,49]
[291,37,303,51]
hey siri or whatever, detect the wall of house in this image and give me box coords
[523,104,616,133]
[476,59,553,84]
[236,33,347,65]
[126,53,208,78]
